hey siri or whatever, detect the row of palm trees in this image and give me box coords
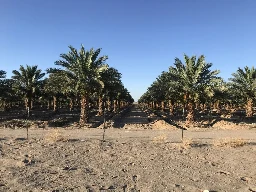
[138,54,256,124]
[0,45,134,125]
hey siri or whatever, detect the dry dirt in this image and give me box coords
[0,105,256,192]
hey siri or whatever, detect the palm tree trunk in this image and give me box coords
[203,103,207,111]
[215,100,220,113]
[186,101,194,125]
[80,95,89,125]
[113,100,117,112]
[245,98,253,117]
[199,103,203,111]
[69,98,73,111]
[97,95,103,116]
[225,103,230,110]
[195,102,199,110]
[182,103,186,117]
[107,97,111,111]
[25,98,28,110]
[161,101,165,112]
[47,99,51,109]
[53,96,58,112]
[3,100,6,112]
[118,100,121,110]
[27,90,33,110]
[27,96,32,118]
[169,100,174,115]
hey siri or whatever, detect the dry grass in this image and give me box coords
[178,138,206,149]
[152,134,167,143]
[213,138,247,148]
[180,138,194,149]
[44,129,68,143]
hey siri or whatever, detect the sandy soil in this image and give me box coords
[0,105,256,192]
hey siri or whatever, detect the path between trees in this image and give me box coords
[112,104,149,128]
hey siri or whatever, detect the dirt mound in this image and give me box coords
[212,120,248,130]
[150,119,177,130]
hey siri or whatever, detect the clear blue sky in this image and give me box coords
[1,0,256,101]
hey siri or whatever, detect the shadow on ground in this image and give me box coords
[112,105,150,128]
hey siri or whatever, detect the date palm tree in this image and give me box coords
[155,71,171,112]
[0,70,7,110]
[0,70,6,78]
[0,70,6,96]
[168,54,220,124]
[229,66,256,117]
[112,82,124,112]
[98,67,122,114]
[48,45,108,125]
[12,65,45,116]
[44,73,66,112]
[117,87,133,107]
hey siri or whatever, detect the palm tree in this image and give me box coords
[0,79,20,111]
[155,71,171,112]
[0,70,6,78]
[138,92,152,109]
[117,87,131,108]
[98,67,122,115]
[48,45,108,125]
[44,73,66,112]
[0,70,7,110]
[112,82,123,112]
[229,66,256,117]
[210,80,229,113]
[12,65,45,116]
[0,70,6,96]
[168,55,220,124]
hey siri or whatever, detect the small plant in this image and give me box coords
[180,138,193,149]
[44,129,67,143]
[152,134,167,143]
[213,138,247,148]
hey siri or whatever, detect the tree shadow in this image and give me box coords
[247,141,256,146]
[112,106,150,128]
[15,137,27,141]
[167,120,187,130]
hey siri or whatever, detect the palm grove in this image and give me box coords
[138,54,256,125]
[0,45,134,125]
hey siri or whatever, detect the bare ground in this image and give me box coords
[0,105,256,192]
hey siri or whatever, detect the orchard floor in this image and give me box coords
[0,127,256,192]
